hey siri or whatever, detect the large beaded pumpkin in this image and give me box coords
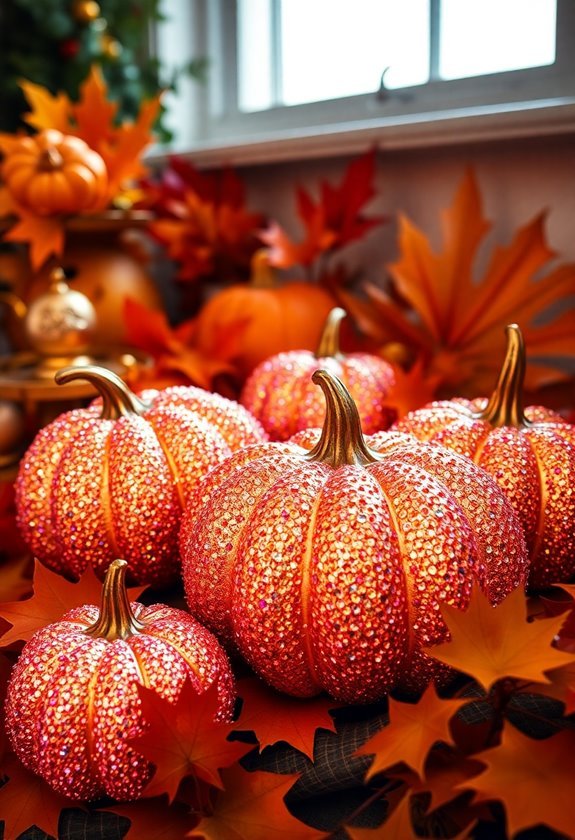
[5,559,235,801]
[180,370,528,703]
[16,365,266,585]
[395,324,575,590]
[240,307,396,441]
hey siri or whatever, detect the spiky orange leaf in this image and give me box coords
[3,211,65,269]
[424,584,575,692]
[359,168,575,396]
[356,684,467,780]
[19,80,71,133]
[463,725,575,839]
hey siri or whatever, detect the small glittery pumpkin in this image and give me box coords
[5,559,235,801]
[395,324,575,590]
[180,370,528,703]
[240,307,396,441]
[15,365,266,585]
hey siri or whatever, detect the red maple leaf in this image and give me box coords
[235,677,339,761]
[188,765,325,839]
[0,753,81,840]
[0,560,147,647]
[356,683,467,780]
[261,148,386,270]
[103,797,197,839]
[130,679,251,803]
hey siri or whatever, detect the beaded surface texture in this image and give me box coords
[5,599,235,801]
[15,369,266,586]
[181,407,528,703]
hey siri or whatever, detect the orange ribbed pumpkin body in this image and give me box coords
[395,398,575,589]
[16,377,266,585]
[5,598,235,801]
[193,282,336,378]
[241,349,396,441]
[3,129,108,216]
[180,430,527,702]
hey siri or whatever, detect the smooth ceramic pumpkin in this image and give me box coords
[180,370,527,703]
[2,129,108,216]
[5,559,235,801]
[192,250,336,379]
[240,307,397,440]
[395,323,575,590]
[15,364,266,585]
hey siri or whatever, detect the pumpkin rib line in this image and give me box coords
[300,475,328,693]
[84,642,109,796]
[369,463,418,656]
[527,430,552,565]
[138,626,204,685]
[101,431,121,560]
[146,415,186,511]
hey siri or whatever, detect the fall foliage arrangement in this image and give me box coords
[2,67,575,840]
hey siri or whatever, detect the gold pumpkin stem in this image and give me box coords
[472,323,531,428]
[39,147,64,171]
[84,559,144,641]
[250,249,277,289]
[305,369,378,468]
[316,307,346,359]
[55,364,149,419]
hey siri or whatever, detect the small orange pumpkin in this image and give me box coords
[180,370,527,702]
[2,129,108,216]
[395,324,575,589]
[5,559,235,801]
[192,250,336,379]
[15,365,266,585]
[241,307,397,440]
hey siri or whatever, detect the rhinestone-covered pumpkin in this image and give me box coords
[181,370,528,703]
[240,307,396,440]
[5,559,235,801]
[16,365,266,585]
[395,324,575,590]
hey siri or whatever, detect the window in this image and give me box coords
[156,0,575,163]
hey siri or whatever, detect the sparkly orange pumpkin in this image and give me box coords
[192,250,336,379]
[2,129,109,216]
[240,307,397,441]
[15,365,266,585]
[5,559,235,801]
[180,370,528,703]
[395,324,575,590]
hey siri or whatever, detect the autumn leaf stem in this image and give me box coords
[337,779,405,835]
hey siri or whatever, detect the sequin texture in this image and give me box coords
[5,601,235,801]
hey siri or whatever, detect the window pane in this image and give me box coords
[238,0,274,111]
[280,0,429,105]
[440,0,556,80]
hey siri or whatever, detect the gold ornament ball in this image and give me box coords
[100,34,122,59]
[72,0,101,23]
[0,401,24,463]
[25,268,97,358]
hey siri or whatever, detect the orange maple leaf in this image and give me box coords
[424,584,575,692]
[130,679,251,803]
[0,753,81,840]
[350,168,575,397]
[235,677,339,761]
[463,725,575,838]
[188,765,325,840]
[381,358,442,420]
[356,683,467,780]
[0,560,147,647]
[18,80,72,133]
[3,210,65,270]
[391,748,485,814]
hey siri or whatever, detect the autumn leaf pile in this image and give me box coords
[0,67,160,269]
[1,561,575,839]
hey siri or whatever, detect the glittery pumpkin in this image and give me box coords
[5,559,235,801]
[180,370,528,703]
[395,324,575,590]
[15,365,266,586]
[240,307,396,441]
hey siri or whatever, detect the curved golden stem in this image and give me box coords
[84,559,144,641]
[250,249,277,289]
[55,364,149,419]
[316,307,346,359]
[304,369,378,468]
[472,323,531,428]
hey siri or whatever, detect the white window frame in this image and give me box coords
[154,0,575,166]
